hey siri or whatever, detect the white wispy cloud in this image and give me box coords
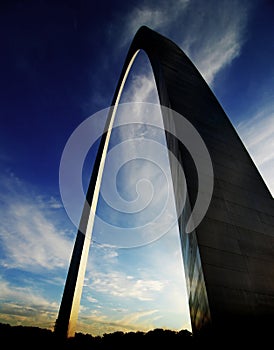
[0,278,57,308]
[88,271,165,301]
[115,309,161,333]
[237,110,274,196]
[98,129,179,247]
[0,277,58,329]
[97,63,179,248]
[179,0,250,84]
[86,296,98,303]
[0,173,73,271]
[87,242,119,271]
[117,0,190,48]
[77,308,160,336]
[121,71,158,104]
[74,221,192,336]
[79,223,192,335]
[115,0,250,86]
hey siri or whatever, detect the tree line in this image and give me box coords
[0,322,196,349]
[0,322,267,348]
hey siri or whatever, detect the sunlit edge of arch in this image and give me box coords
[66,49,141,338]
[87,49,141,240]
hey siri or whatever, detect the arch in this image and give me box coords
[55,26,274,339]
[55,25,210,338]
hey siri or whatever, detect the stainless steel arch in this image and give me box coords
[55,26,274,340]
[55,25,211,338]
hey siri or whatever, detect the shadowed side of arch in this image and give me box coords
[127,27,274,339]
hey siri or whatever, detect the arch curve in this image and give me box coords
[55,25,213,338]
[56,26,274,340]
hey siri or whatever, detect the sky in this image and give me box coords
[0,0,274,337]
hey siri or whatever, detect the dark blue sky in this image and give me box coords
[1,0,274,195]
[0,0,273,336]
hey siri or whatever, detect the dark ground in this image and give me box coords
[0,322,269,349]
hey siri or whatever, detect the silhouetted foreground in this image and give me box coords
[0,323,193,349]
[0,322,269,348]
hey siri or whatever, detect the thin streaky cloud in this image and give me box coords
[117,0,190,48]
[0,278,58,309]
[86,296,98,303]
[121,72,158,104]
[180,0,249,85]
[113,0,250,86]
[88,271,166,301]
[0,277,59,329]
[237,112,274,151]
[237,110,274,196]
[118,309,159,325]
[0,174,73,271]
[77,309,159,336]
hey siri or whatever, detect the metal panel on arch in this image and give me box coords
[55,26,274,338]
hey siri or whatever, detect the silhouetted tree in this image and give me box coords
[0,322,200,349]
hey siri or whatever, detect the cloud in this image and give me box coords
[77,309,160,336]
[78,221,191,335]
[96,80,184,247]
[0,173,78,329]
[118,309,159,325]
[96,127,180,247]
[78,229,192,335]
[86,296,98,303]
[237,110,274,196]
[0,277,58,329]
[121,70,158,104]
[237,111,274,161]
[114,0,250,86]
[117,0,190,48]
[89,271,165,301]
[0,173,73,271]
[179,0,250,84]
[0,278,57,308]
[87,242,119,272]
